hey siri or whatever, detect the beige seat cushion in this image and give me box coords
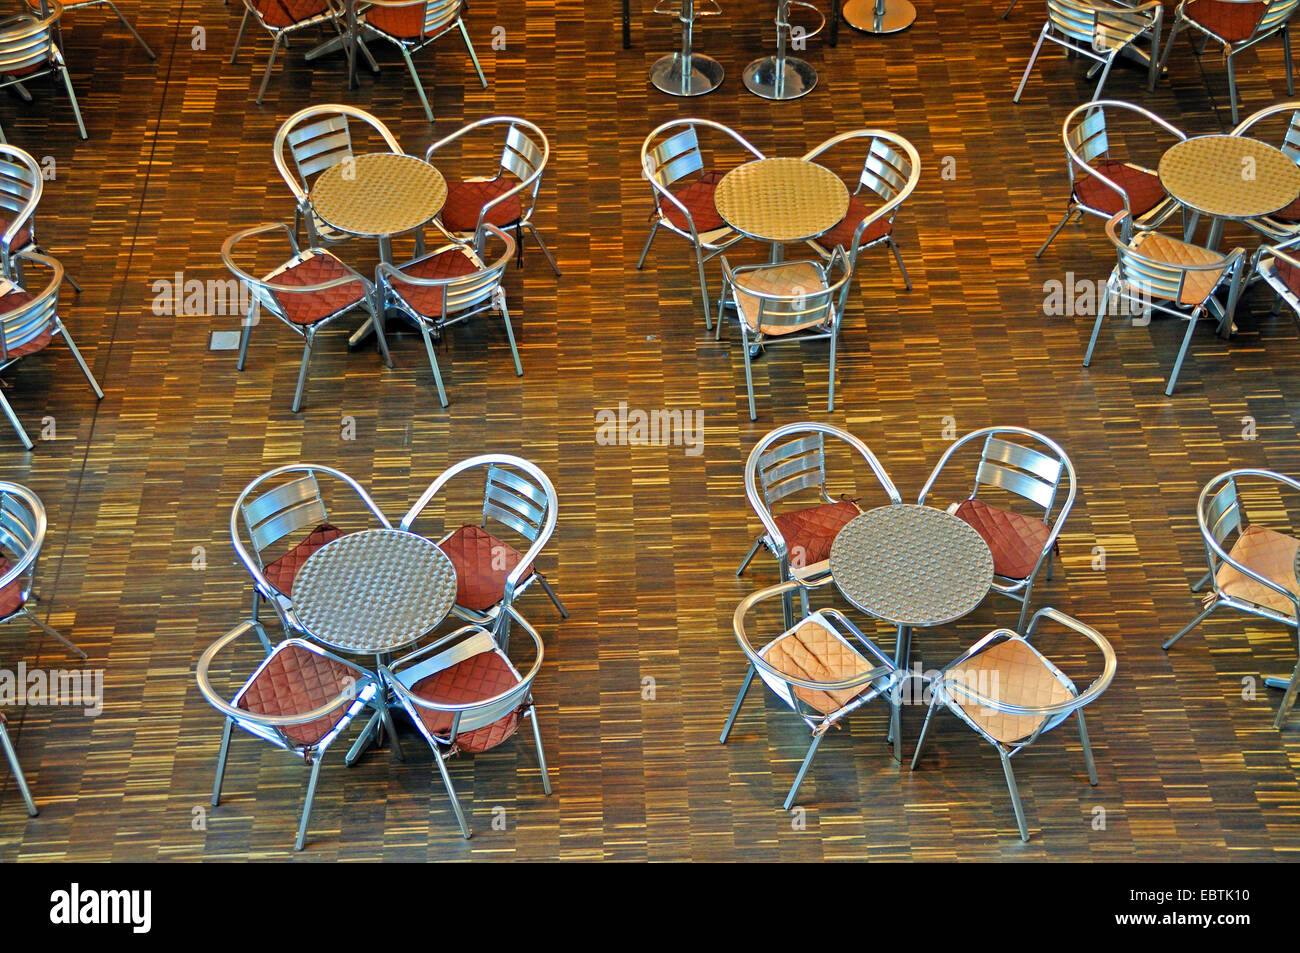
[1128,232,1227,306]
[1215,525,1300,617]
[732,262,831,336]
[951,638,1072,745]
[763,620,875,715]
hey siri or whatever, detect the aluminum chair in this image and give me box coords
[1231,101,1300,241]
[738,421,901,630]
[0,4,86,140]
[400,453,565,651]
[1014,0,1164,103]
[917,427,1077,633]
[358,0,487,123]
[720,579,902,809]
[911,607,1116,841]
[425,116,561,276]
[800,129,921,290]
[222,222,392,413]
[715,247,853,419]
[1038,100,1186,258]
[1163,469,1300,728]
[272,104,403,250]
[638,119,765,330]
[0,251,103,450]
[374,223,519,408]
[0,481,87,659]
[231,0,361,105]
[1250,237,1300,325]
[1083,211,1246,395]
[231,464,392,645]
[0,144,81,294]
[380,609,550,839]
[38,0,154,58]
[1156,0,1300,124]
[0,712,36,815]
[196,619,383,850]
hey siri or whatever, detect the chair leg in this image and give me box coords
[1077,710,1099,785]
[294,755,324,851]
[57,66,87,140]
[719,665,756,743]
[432,747,472,838]
[402,48,434,123]
[230,8,250,64]
[736,538,763,577]
[999,748,1031,841]
[419,322,450,408]
[1225,52,1241,125]
[887,237,912,290]
[827,328,838,413]
[369,293,393,369]
[1163,601,1217,650]
[1036,207,1075,258]
[528,704,552,795]
[909,695,940,770]
[103,2,155,59]
[1090,52,1117,101]
[741,327,757,421]
[250,589,261,624]
[211,717,233,807]
[26,608,87,659]
[0,720,37,816]
[1001,0,1019,18]
[237,303,256,370]
[525,222,561,277]
[536,573,568,618]
[458,20,487,87]
[378,701,404,763]
[636,221,659,270]
[57,324,104,399]
[1155,19,1181,84]
[499,296,523,377]
[1190,570,1212,593]
[783,732,825,810]
[1272,663,1299,729]
[0,390,35,451]
[695,246,713,331]
[1013,24,1049,102]
[256,34,282,105]
[1083,277,1110,367]
[1165,308,1199,396]
[290,338,312,413]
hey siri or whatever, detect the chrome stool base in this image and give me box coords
[743,55,817,100]
[842,0,916,34]
[650,51,725,96]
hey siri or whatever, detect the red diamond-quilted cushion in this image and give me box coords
[409,649,523,753]
[438,524,534,611]
[1269,192,1300,223]
[772,499,861,567]
[270,253,368,326]
[237,642,360,748]
[1073,160,1167,217]
[0,555,24,619]
[1184,0,1268,42]
[388,246,479,318]
[659,170,727,233]
[817,193,892,252]
[1273,255,1300,297]
[0,290,53,360]
[263,523,344,596]
[250,0,333,28]
[954,498,1052,580]
[0,215,33,252]
[440,178,523,232]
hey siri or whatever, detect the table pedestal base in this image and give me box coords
[743,55,817,100]
[842,0,915,34]
[651,52,724,96]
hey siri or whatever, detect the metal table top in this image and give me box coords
[292,528,458,655]
[1159,135,1300,221]
[309,153,447,239]
[829,504,994,628]
[714,158,850,244]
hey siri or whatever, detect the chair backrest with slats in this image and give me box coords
[1066,104,1110,168]
[273,105,401,204]
[240,471,328,564]
[0,9,57,78]
[644,124,705,192]
[1201,475,1243,555]
[0,253,60,363]
[1256,0,1300,38]
[1047,0,1100,43]
[756,433,828,508]
[975,434,1067,517]
[0,482,45,605]
[483,464,550,543]
[857,134,915,204]
[1233,102,1300,164]
[441,225,514,316]
[499,121,546,206]
[422,0,464,36]
[0,146,39,243]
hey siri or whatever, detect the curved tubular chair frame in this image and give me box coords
[400,452,565,650]
[0,143,81,294]
[799,128,922,290]
[52,0,154,59]
[378,606,550,838]
[195,619,382,850]
[424,115,561,276]
[1038,99,1186,258]
[720,578,902,807]
[229,463,392,644]
[1163,468,1300,728]
[0,4,86,140]
[910,606,1118,841]
[638,118,766,330]
[0,480,86,659]
[1231,101,1300,243]
[1251,236,1300,326]
[917,426,1077,633]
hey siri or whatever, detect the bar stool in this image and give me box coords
[650,0,724,97]
[743,0,825,101]
[842,0,915,35]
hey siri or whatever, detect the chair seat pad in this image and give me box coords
[388,246,479,318]
[440,178,522,232]
[1128,231,1227,305]
[263,523,345,596]
[251,0,335,29]
[1073,160,1166,217]
[270,252,369,326]
[733,261,831,335]
[410,648,522,752]
[438,524,534,612]
[0,555,24,619]
[1216,525,1300,616]
[1272,255,1300,297]
[953,498,1051,581]
[0,215,33,252]
[0,290,53,359]
[1268,193,1300,224]
[1183,0,1267,43]
[953,638,1073,744]
[363,3,454,39]
[772,499,861,566]
[660,170,727,233]
[764,619,876,715]
[817,193,892,252]
[237,642,360,748]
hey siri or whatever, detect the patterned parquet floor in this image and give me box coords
[0,0,1298,861]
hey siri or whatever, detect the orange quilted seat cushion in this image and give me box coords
[251,0,333,28]
[440,178,523,232]
[953,498,1052,581]
[818,193,892,252]
[387,246,479,318]
[0,555,24,618]
[263,523,345,596]
[237,642,360,748]
[1073,160,1167,217]
[772,499,861,567]
[1130,231,1228,305]
[764,620,878,715]
[1215,525,1300,616]
[659,170,727,233]
[951,638,1072,744]
[270,253,369,326]
[409,648,522,752]
[1184,0,1267,42]
[438,524,534,611]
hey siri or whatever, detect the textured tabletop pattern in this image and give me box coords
[830,504,994,627]
[310,153,447,238]
[1159,135,1300,220]
[714,158,850,243]
[292,528,458,654]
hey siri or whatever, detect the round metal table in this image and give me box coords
[842,0,916,35]
[714,158,849,262]
[293,527,458,764]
